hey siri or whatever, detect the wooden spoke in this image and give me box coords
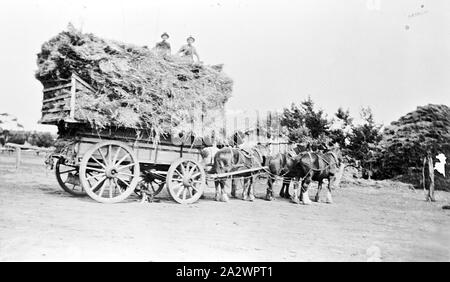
[174,183,184,197]
[86,173,105,181]
[179,163,187,175]
[91,156,106,169]
[108,145,113,165]
[118,172,134,178]
[174,169,184,178]
[85,166,105,173]
[115,154,129,166]
[117,177,130,188]
[97,148,108,166]
[109,179,113,198]
[190,184,200,191]
[92,176,107,192]
[112,147,122,164]
[188,164,197,176]
[97,179,107,196]
[116,163,135,171]
[191,172,202,179]
[182,189,187,200]
[58,168,77,175]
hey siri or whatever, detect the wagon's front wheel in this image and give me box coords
[167,158,205,204]
[79,141,140,203]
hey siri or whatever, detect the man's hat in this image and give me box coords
[187,36,195,42]
[161,32,169,39]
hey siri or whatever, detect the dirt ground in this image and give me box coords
[0,151,449,261]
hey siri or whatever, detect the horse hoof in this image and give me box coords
[284,193,291,199]
[265,195,274,201]
[302,198,312,205]
[249,195,255,202]
[231,193,237,199]
[279,192,285,198]
[215,195,221,202]
[291,197,300,204]
[325,200,333,204]
[314,197,319,202]
[221,194,229,203]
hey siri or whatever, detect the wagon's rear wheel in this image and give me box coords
[167,158,205,204]
[79,141,140,203]
[55,158,86,196]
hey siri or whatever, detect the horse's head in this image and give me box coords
[327,144,343,166]
[200,146,218,167]
[253,143,271,166]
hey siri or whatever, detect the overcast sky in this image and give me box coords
[0,0,449,132]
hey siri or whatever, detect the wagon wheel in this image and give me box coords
[55,158,86,196]
[79,141,140,203]
[135,172,166,197]
[167,158,205,204]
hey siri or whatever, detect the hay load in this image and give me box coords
[35,25,233,139]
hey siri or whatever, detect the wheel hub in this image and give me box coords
[182,177,193,187]
[105,167,118,178]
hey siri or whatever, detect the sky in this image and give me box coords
[0,0,449,133]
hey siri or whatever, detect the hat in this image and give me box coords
[187,36,195,42]
[161,32,169,39]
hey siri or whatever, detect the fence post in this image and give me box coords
[15,146,21,170]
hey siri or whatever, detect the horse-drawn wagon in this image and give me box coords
[40,74,269,204]
[41,74,213,204]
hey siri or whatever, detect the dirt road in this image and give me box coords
[0,152,449,261]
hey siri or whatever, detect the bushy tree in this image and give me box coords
[28,132,55,147]
[281,96,329,144]
[347,107,382,177]
[328,107,353,149]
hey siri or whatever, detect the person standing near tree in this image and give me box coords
[152,32,171,56]
[177,36,201,63]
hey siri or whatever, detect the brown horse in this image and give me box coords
[292,146,343,204]
[266,144,308,200]
[212,144,270,202]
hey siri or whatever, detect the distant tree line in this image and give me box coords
[0,130,56,148]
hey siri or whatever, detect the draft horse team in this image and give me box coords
[201,142,345,205]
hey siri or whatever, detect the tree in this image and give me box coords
[280,96,330,144]
[328,107,353,149]
[347,107,382,178]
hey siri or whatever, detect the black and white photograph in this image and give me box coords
[0,0,449,264]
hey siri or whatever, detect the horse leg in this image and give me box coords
[220,179,229,202]
[266,176,275,201]
[284,179,291,199]
[301,176,312,205]
[325,175,337,204]
[231,178,238,198]
[291,178,301,204]
[248,176,255,202]
[314,180,323,202]
[279,178,285,198]
[325,178,334,204]
[214,180,221,202]
[242,177,250,201]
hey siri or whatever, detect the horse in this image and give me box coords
[265,144,306,200]
[292,146,343,204]
[212,144,270,202]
